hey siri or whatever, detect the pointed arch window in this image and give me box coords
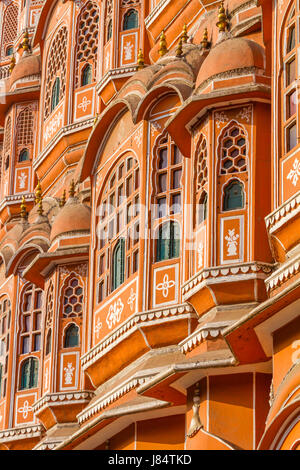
[19,148,30,162]
[1,3,18,58]
[107,19,113,42]
[156,221,180,262]
[20,357,39,390]
[64,324,79,348]
[51,77,60,113]
[6,46,13,56]
[0,298,11,398]
[123,9,138,30]
[45,329,52,356]
[195,135,208,226]
[223,180,244,211]
[112,239,125,291]
[81,63,92,86]
[20,284,43,355]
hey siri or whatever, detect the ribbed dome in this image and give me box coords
[195,37,265,89]
[50,199,91,242]
[10,53,41,87]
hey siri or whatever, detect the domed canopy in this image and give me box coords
[50,199,91,243]
[10,53,41,88]
[195,37,265,89]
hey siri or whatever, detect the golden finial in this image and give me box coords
[159,31,168,57]
[176,39,183,58]
[20,196,27,220]
[137,49,145,69]
[181,24,188,43]
[9,55,16,74]
[35,180,42,204]
[201,28,209,50]
[93,113,99,128]
[69,180,76,198]
[59,190,66,207]
[37,198,43,216]
[216,1,229,32]
[22,30,30,52]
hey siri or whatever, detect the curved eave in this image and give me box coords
[32,0,59,48]
[6,243,45,277]
[165,82,271,158]
[79,100,132,182]
[0,86,40,125]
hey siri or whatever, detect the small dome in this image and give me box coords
[10,53,41,87]
[50,198,91,243]
[195,37,265,89]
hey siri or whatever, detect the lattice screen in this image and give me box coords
[3,116,11,156]
[44,27,68,120]
[1,2,18,57]
[17,107,34,147]
[75,1,99,88]
[196,136,208,193]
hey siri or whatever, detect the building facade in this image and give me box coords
[0,0,298,451]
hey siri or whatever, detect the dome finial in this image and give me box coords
[9,55,16,74]
[35,180,42,205]
[37,198,44,216]
[201,28,210,50]
[22,30,30,52]
[159,31,168,57]
[20,196,28,220]
[59,190,66,208]
[216,1,229,32]
[176,39,183,58]
[137,49,145,69]
[69,180,76,198]
[181,24,188,43]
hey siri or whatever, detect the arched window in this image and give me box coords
[107,19,112,42]
[0,298,11,398]
[223,180,244,211]
[51,77,60,112]
[123,9,138,30]
[19,284,43,355]
[156,221,180,262]
[20,357,38,390]
[6,46,13,56]
[195,135,208,226]
[18,148,29,162]
[44,27,68,120]
[16,107,34,154]
[75,1,99,88]
[64,324,79,348]
[112,239,125,291]
[96,155,140,302]
[81,64,92,86]
[220,124,247,175]
[45,329,51,356]
[62,277,83,318]
[282,4,298,153]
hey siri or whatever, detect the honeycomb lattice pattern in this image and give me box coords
[75,1,99,88]
[17,107,34,147]
[220,125,247,175]
[44,27,68,120]
[196,135,208,192]
[4,116,11,155]
[121,0,140,6]
[1,3,18,57]
[63,278,83,318]
[46,282,54,328]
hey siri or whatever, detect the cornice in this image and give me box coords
[0,424,44,442]
[32,391,95,414]
[179,321,233,354]
[96,66,139,95]
[265,191,300,234]
[265,252,300,292]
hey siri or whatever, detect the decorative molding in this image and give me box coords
[0,193,35,212]
[82,303,196,370]
[32,391,95,414]
[182,262,274,299]
[265,191,300,234]
[0,424,44,442]
[179,321,232,354]
[96,66,138,95]
[265,253,300,292]
[144,0,171,29]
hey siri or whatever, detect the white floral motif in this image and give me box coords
[127,288,136,312]
[78,96,91,113]
[287,158,300,187]
[124,41,134,60]
[215,112,229,129]
[105,51,110,70]
[94,318,103,339]
[18,172,27,190]
[197,242,204,269]
[64,363,75,385]
[44,368,49,391]
[151,121,162,136]
[44,111,63,142]
[156,274,176,298]
[225,229,239,257]
[237,106,252,123]
[18,400,33,419]
[106,299,124,329]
